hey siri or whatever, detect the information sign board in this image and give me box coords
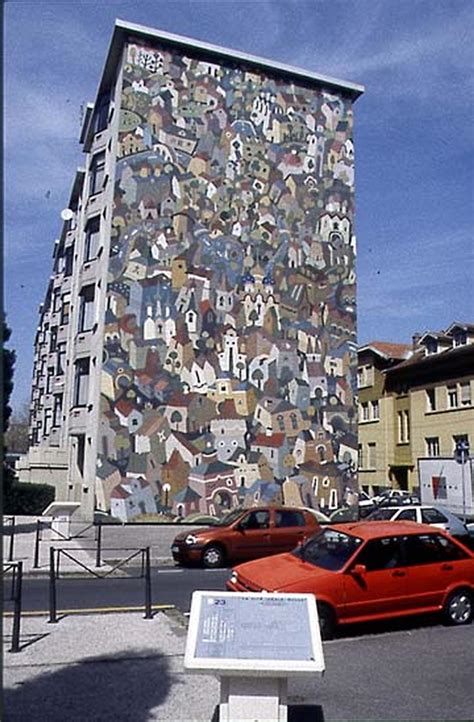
[185,591,325,677]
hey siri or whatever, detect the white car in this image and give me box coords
[367,504,469,540]
[372,489,413,505]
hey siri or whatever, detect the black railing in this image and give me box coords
[48,546,153,623]
[4,561,23,653]
[4,516,16,562]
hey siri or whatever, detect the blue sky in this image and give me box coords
[4,0,474,413]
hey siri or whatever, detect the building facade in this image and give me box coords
[358,323,474,495]
[22,21,363,520]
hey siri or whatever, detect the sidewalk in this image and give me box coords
[3,610,221,721]
[3,516,194,577]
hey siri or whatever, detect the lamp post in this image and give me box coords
[454,439,470,524]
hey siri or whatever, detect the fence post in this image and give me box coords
[144,547,152,619]
[10,562,17,601]
[8,516,15,562]
[95,522,102,568]
[10,562,23,653]
[33,520,41,569]
[48,547,57,624]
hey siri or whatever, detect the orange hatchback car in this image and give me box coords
[171,506,320,568]
[227,521,474,638]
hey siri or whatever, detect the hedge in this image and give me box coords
[4,482,55,515]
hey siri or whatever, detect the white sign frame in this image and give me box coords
[184,590,325,677]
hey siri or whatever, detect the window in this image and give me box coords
[435,534,469,561]
[453,331,467,347]
[84,216,100,261]
[426,388,436,412]
[52,288,61,313]
[453,434,469,454]
[360,402,369,422]
[355,537,404,571]
[73,358,90,407]
[46,367,54,394]
[75,434,86,477]
[371,400,379,420]
[398,410,410,443]
[64,245,74,277]
[240,510,270,530]
[329,489,338,509]
[426,339,438,354]
[53,394,63,427]
[421,508,447,525]
[274,510,305,527]
[357,364,374,388]
[277,414,285,431]
[397,509,417,521]
[447,385,458,409]
[367,442,376,469]
[460,382,471,407]
[404,534,441,566]
[61,294,71,325]
[43,408,53,436]
[78,285,95,332]
[425,437,440,457]
[89,152,106,196]
[94,92,110,134]
[49,327,58,353]
[56,344,66,375]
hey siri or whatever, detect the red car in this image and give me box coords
[171,506,320,568]
[227,521,474,638]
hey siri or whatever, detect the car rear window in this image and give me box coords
[367,508,395,521]
[294,528,362,570]
[275,510,306,527]
[421,508,448,524]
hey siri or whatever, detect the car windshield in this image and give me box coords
[367,508,396,521]
[214,509,246,526]
[293,528,362,570]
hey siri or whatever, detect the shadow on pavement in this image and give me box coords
[4,649,173,721]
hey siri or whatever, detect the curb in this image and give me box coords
[18,558,177,579]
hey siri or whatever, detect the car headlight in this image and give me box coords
[185,534,199,546]
[229,571,238,585]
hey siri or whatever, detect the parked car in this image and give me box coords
[171,506,320,568]
[366,505,470,542]
[227,521,474,638]
[372,489,417,506]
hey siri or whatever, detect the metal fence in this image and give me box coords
[3,561,23,653]
[48,546,153,623]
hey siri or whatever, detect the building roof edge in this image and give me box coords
[106,18,364,99]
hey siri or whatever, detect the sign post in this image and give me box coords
[454,439,470,524]
[185,591,325,722]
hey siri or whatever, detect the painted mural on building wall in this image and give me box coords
[97,40,358,522]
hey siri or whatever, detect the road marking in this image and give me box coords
[157,569,183,573]
[4,604,175,617]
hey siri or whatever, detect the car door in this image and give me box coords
[269,509,308,554]
[401,532,470,611]
[341,536,408,622]
[231,509,272,561]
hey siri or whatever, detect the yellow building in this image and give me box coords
[358,323,474,495]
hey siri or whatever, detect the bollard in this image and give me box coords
[8,516,15,562]
[96,522,102,568]
[48,547,57,624]
[33,520,41,569]
[144,547,152,619]
[10,562,23,653]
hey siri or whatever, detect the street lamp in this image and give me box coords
[454,439,470,524]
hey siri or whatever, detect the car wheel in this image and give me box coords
[317,603,336,640]
[443,589,473,626]
[202,545,225,569]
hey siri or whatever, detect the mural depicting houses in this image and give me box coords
[97,36,358,519]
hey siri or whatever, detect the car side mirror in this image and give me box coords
[351,564,367,578]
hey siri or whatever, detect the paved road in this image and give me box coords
[3,567,230,615]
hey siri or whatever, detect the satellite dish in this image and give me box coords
[61,208,74,221]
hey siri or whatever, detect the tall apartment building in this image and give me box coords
[358,323,474,495]
[21,20,363,520]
